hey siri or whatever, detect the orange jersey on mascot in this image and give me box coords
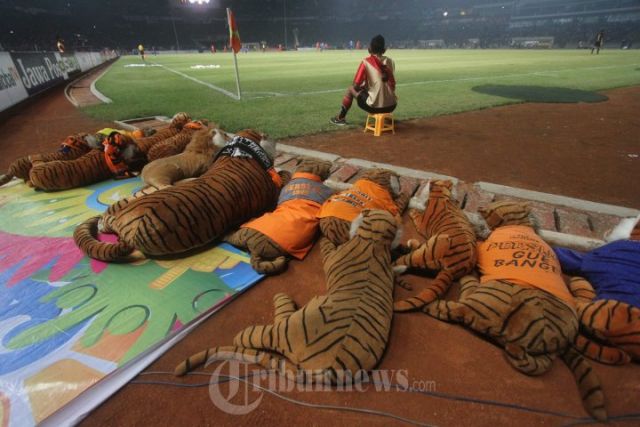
[242,172,333,259]
[478,225,574,306]
[317,179,399,222]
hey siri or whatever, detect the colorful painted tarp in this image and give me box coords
[0,178,263,426]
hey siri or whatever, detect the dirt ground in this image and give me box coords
[1,86,639,426]
[286,86,640,210]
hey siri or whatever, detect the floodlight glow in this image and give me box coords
[443,11,448,17]
[188,0,210,3]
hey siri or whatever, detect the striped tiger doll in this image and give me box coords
[424,275,607,421]
[393,180,477,312]
[145,120,211,162]
[225,158,334,274]
[421,200,607,420]
[74,129,284,261]
[554,215,640,364]
[28,132,145,191]
[132,112,192,154]
[0,133,102,187]
[175,209,402,384]
[317,168,408,246]
[569,277,640,364]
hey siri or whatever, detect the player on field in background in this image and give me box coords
[591,30,604,54]
[138,43,145,61]
[330,34,397,126]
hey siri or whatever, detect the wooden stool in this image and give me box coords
[364,113,395,137]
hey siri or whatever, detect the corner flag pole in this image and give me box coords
[227,8,242,100]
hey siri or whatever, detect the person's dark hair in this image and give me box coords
[369,35,386,55]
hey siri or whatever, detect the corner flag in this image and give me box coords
[226,8,242,100]
[228,9,241,54]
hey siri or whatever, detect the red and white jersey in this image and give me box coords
[353,55,397,109]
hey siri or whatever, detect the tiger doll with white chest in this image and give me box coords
[422,200,607,421]
[317,168,408,246]
[175,209,402,384]
[224,158,334,274]
[73,129,285,261]
[393,179,477,312]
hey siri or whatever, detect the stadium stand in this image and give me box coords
[0,0,638,51]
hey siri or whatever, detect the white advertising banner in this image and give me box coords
[0,52,29,111]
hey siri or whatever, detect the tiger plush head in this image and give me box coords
[104,133,146,172]
[170,112,192,129]
[211,127,234,150]
[63,133,102,150]
[425,179,456,201]
[184,128,221,156]
[605,214,640,242]
[360,168,401,197]
[295,158,332,181]
[478,200,538,231]
[236,129,277,162]
[350,209,402,249]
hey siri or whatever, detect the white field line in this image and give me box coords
[151,61,240,100]
[148,61,638,100]
[90,64,114,103]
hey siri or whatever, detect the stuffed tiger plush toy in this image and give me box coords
[421,200,607,421]
[554,215,640,364]
[74,129,284,261]
[132,112,192,154]
[0,133,102,187]
[28,132,145,191]
[140,127,231,190]
[317,168,408,246]
[224,158,334,274]
[175,209,402,383]
[393,180,477,312]
[145,120,211,162]
[568,277,640,364]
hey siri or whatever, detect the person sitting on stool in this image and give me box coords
[330,34,397,126]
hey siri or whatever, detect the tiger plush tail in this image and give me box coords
[174,346,359,385]
[562,347,607,421]
[394,269,454,312]
[393,236,454,312]
[0,156,33,186]
[73,216,134,261]
[0,174,12,187]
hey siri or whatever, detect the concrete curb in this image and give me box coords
[478,182,640,217]
[276,144,342,162]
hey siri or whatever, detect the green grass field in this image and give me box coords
[88,49,640,138]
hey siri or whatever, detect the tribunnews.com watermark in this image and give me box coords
[207,358,436,415]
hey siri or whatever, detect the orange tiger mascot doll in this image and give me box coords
[393,179,477,311]
[175,209,402,384]
[422,200,607,421]
[225,158,334,274]
[74,129,285,261]
[0,133,103,187]
[29,131,145,191]
[317,168,408,246]
[555,215,640,364]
